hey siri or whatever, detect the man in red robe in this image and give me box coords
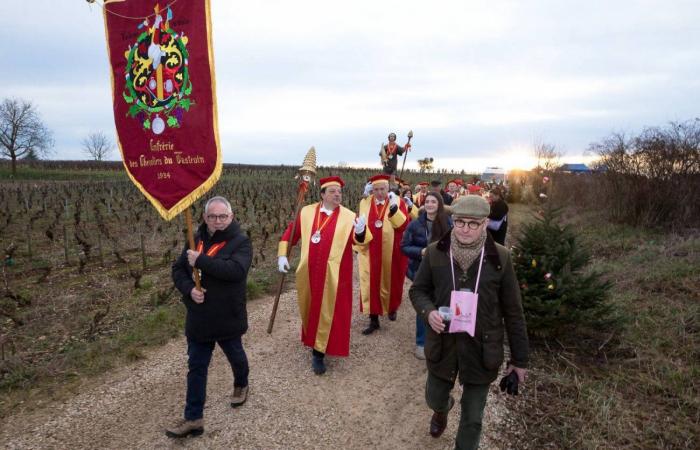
[413,181,429,207]
[446,179,462,203]
[278,176,371,374]
[356,174,409,335]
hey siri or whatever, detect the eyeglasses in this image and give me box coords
[206,214,230,221]
[453,219,485,230]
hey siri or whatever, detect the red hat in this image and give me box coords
[369,174,391,186]
[394,176,409,186]
[417,181,429,187]
[319,176,345,189]
[467,184,481,193]
[447,179,462,186]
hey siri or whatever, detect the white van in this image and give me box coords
[481,167,507,184]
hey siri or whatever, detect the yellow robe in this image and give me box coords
[355,195,409,315]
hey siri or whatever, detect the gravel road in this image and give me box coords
[0,276,509,449]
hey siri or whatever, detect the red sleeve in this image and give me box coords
[281,212,302,248]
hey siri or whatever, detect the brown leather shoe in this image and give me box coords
[231,385,249,408]
[165,418,204,438]
[430,411,448,438]
[429,396,455,438]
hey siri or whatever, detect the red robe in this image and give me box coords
[278,203,371,356]
[356,195,409,315]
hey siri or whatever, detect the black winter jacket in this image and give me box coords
[172,221,252,342]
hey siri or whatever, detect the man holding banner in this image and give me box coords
[277,176,371,375]
[102,1,232,438]
[409,196,528,449]
[169,196,253,438]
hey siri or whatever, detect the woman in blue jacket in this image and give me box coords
[400,191,452,359]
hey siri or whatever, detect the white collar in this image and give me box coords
[320,205,335,215]
[375,198,385,205]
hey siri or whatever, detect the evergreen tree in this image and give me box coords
[513,206,615,338]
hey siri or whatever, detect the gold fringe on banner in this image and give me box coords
[103,0,222,221]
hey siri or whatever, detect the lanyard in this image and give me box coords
[371,197,389,222]
[449,246,485,293]
[196,240,227,257]
[313,205,335,235]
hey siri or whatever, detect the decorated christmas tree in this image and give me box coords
[513,206,615,338]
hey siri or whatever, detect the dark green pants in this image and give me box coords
[425,371,490,450]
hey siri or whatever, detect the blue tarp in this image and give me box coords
[558,163,590,173]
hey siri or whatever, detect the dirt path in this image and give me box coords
[0,277,509,449]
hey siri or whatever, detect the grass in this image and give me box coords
[498,206,700,449]
[0,257,279,417]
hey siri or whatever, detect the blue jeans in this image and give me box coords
[185,336,249,421]
[416,313,426,346]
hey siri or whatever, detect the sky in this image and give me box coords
[1,0,698,172]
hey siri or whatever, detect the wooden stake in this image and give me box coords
[140,234,147,271]
[26,234,32,261]
[63,225,69,265]
[267,184,306,334]
[184,209,201,290]
[98,233,104,267]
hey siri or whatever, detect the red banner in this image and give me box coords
[103,0,221,220]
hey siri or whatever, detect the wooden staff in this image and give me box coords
[185,208,201,290]
[267,148,317,334]
[398,129,414,181]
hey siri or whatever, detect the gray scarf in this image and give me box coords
[450,228,487,272]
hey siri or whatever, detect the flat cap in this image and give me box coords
[451,196,490,219]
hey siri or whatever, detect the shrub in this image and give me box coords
[586,120,700,228]
[513,207,617,338]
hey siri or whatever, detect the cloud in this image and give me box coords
[0,0,698,168]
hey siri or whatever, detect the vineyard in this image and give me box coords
[0,161,468,415]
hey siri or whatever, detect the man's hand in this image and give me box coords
[504,364,527,383]
[404,196,414,208]
[354,214,367,234]
[186,249,200,267]
[388,191,399,207]
[427,310,446,333]
[421,247,427,256]
[278,256,290,273]
[190,287,205,304]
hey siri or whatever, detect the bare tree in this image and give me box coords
[0,98,53,175]
[82,131,113,161]
[533,141,562,171]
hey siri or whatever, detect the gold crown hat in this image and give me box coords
[299,146,317,175]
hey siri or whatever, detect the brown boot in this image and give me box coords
[165,418,204,438]
[429,396,454,438]
[231,385,249,408]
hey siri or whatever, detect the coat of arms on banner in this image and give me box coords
[123,4,193,135]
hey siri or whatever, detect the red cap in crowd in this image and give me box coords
[369,174,391,186]
[319,176,345,189]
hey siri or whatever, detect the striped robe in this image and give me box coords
[278,203,371,356]
[355,195,409,316]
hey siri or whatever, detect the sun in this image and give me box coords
[501,148,538,171]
